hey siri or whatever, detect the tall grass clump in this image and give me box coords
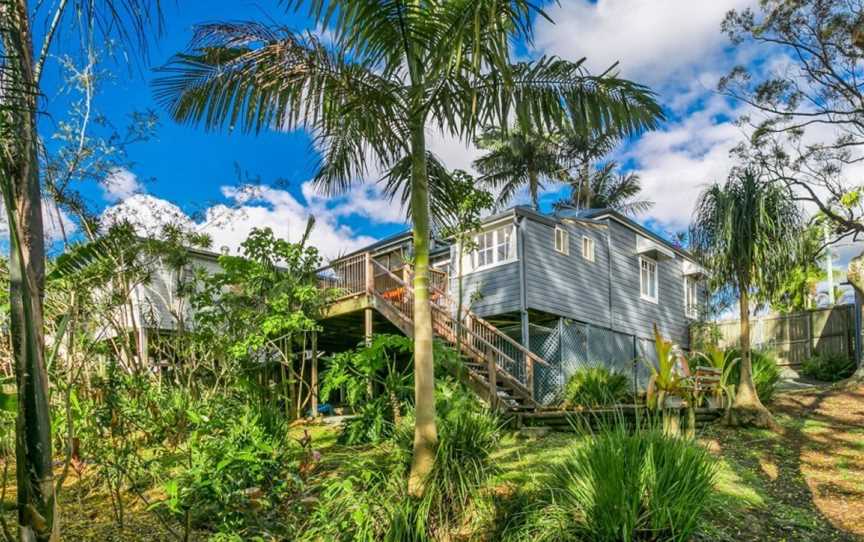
[726,349,781,403]
[562,366,630,408]
[800,351,855,382]
[303,380,500,541]
[507,422,717,542]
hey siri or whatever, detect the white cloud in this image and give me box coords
[0,200,78,245]
[618,92,747,230]
[535,0,756,84]
[101,194,196,237]
[101,183,389,260]
[102,167,143,202]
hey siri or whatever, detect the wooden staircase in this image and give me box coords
[319,253,549,411]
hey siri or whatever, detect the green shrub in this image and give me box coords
[507,424,717,542]
[562,366,630,408]
[304,380,500,541]
[156,400,301,538]
[726,349,781,403]
[800,352,855,382]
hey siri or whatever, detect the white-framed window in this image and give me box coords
[582,236,595,262]
[640,256,658,302]
[554,226,569,255]
[470,224,515,271]
[684,276,699,318]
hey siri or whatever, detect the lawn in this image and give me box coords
[4,385,863,541]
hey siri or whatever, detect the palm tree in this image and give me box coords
[555,161,654,215]
[473,126,566,210]
[154,4,662,494]
[689,169,803,428]
[1,2,160,539]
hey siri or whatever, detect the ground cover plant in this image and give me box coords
[800,352,856,383]
[561,366,630,408]
[502,420,718,542]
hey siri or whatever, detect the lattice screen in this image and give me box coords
[529,319,652,405]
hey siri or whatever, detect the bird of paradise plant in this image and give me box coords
[695,345,740,411]
[644,325,691,436]
[644,325,689,410]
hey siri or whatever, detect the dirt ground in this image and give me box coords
[700,383,864,541]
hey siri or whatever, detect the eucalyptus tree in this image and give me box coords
[154,1,662,494]
[473,126,566,210]
[690,169,803,428]
[0,1,161,538]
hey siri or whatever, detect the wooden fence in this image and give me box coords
[704,304,857,367]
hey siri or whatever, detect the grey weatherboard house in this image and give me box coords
[334,205,707,404]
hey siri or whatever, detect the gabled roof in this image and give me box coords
[329,205,699,265]
[573,208,698,263]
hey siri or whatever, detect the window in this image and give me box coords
[554,226,569,255]
[684,276,699,318]
[581,236,595,262]
[470,224,515,271]
[640,257,658,302]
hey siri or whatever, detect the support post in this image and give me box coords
[365,252,374,293]
[487,346,498,409]
[311,331,319,418]
[365,307,374,397]
[364,308,374,346]
[521,311,533,400]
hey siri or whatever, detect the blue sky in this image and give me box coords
[33,0,772,259]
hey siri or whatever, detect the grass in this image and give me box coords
[5,386,864,541]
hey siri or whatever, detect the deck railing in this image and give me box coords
[369,258,546,400]
[317,253,369,298]
[319,250,546,401]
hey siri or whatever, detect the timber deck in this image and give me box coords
[317,252,551,411]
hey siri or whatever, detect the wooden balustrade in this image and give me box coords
[316,253,368,299]
[322,251,545,402]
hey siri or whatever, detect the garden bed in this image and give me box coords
[2,385,862,540]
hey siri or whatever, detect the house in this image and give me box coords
[319,206,707,406]
[108,205,705,408]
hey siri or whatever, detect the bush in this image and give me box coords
[562,366,630,408]
[508,424,717,542]
[304,380,500,541]
[156,399,301,538]
[800,352,855,382]
[726,349,781,403]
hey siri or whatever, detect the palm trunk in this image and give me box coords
[1,3,58,539]
[407,118,438,497]
[727,287,774,428]
[529,170,539,210]
[455,244,465,368]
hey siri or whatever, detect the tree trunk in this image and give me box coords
[529,170,539,210]
[407,119,438,497]
[1,3,58,539]
[454,245,465,369]
[845,252,864,382]
[726,288,775,429]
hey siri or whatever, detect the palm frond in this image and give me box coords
[459,56,664,140]
[380,151,456,229]
[689,169,804,298]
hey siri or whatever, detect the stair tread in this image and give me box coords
[372,289,546,413]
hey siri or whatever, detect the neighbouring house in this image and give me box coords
[318,206,707,407]
[101,245,223,371]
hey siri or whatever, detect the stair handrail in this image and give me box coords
[374,260,546,402]
[369,260,533,374]
[404,266,550,370]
